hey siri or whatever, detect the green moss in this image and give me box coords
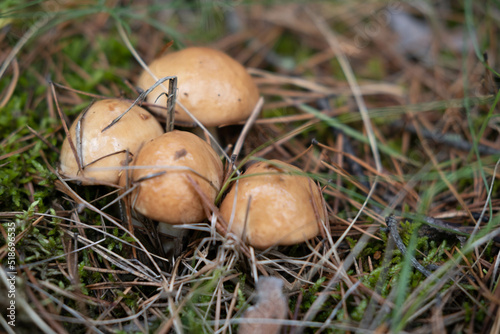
[300,276,327,312]
[351,298,368,322]
[236,275,247,310]
[179,270,227,332]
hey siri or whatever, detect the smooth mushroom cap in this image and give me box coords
[59,99,164,185]
[219,160,325,249]
[137,47,260,126]
[121,130,223,224]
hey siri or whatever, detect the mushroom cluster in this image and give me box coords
[59,46,327,250]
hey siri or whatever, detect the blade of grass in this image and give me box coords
[299,103,416,165]
[391,224,423,333]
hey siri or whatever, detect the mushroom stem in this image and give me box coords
[165,76,177,132]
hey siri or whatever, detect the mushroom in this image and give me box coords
[136,46,260,127]
[59,99,164,185]
[219,160,325,249]
[120,130,223,224]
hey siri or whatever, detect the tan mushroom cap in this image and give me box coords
[220,160,325,249]
[121,130,223,224]
[137,47,260,126]
[60,99,164,185]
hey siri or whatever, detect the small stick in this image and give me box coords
[102,76,177,132]
[51,82,82,172]
[0,58,19,108]
[51,81,111,99]
[165,77,177,132]
[384,215,434,278]
[26,125,60,154]
[221,281,240,334]
[231,97,264,163]
[391,120,500,155]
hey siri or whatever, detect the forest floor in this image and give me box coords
[1,1,500,333]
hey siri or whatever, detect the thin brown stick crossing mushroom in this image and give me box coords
[220,160,327,249]
[59,99,164,185]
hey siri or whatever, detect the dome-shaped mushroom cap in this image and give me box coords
[121,130,223,224]
[220,160,325,249]
[137,47,260,126]
[59,99,164,185]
